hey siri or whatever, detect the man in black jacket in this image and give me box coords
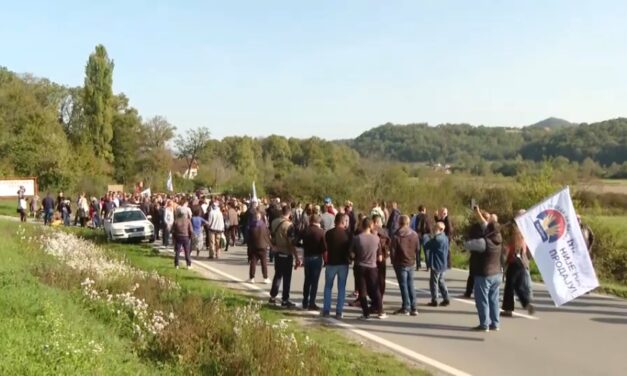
[301,214,327,310]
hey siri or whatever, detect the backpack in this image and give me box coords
[271,219,291,249]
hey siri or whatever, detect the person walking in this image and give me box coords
[42,193,55,225]
[322,213,351,319]
[17,193,27,222]
[247,212,271,283]
[301,214,327,310]
[425,222,450,307]
[162,200,174,247]
[435,207,454,269]
[372,214,391,305]
[269,206,300,308]
[191,208,208,257]
[391,215,419,316]
[386,201,401,237]
[171,211,193,269]
[413,205,432,271]
[502,223,535,316]
[227,202,239,247]
[78,193,89,228]
[206,202,225,259]
[351,217,387,320]
[426,222,451,307]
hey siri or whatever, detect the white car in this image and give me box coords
[104,207,155,242]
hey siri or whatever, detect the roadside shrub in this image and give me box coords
[588,218,627,284]
[28,228,325,375]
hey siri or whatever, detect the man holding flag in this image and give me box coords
[166,171,174,193]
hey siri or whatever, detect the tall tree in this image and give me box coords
[83,44,114,164]
[111,94,142,184]
[174,127,211,179]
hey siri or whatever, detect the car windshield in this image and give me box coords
[113,210,146,223]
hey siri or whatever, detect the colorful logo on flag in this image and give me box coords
[533,209,566,243]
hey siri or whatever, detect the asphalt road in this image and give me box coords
[152,242,627,376]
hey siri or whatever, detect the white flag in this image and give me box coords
[166,171,173,192]
[252,181,257,202]
[141,188,151,197]
[515,187,598,306]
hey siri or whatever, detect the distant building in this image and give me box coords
[182,161,199,180]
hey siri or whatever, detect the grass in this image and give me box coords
[0,199,18,217]
[0,219,427,375]
[592,215,627,243]
[71,227,428,376]
[0,221,161,375]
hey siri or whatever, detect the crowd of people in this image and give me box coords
[24,189,596,331]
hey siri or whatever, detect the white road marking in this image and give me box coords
[155,246,470,375]
[385,278,539,320]
[169,250,473,376]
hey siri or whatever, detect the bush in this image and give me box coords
[588,218,627,284]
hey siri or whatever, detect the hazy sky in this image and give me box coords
[2,1,627,139]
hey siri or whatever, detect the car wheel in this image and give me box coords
[149,235,155,243]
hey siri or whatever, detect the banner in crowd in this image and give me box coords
[141,188,151,197]
[252,181,257,202]
[0,178,37,197]
[166,171,173,192]
[515,186,598,306]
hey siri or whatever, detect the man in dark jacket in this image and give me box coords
[373,215,391,305]
[413,205,432,271]
[386,202,401,237]
[323,213,352,319]
[391,215,419,316]
[42,192,55,225]
[465,209,503,332]
[301,214,327,310]
[248,212,272,283]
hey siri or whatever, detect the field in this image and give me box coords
[579,179,627,195]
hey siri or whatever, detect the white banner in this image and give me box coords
[141,188,151,197]
[515,187,598,306]
[0,179,36,197]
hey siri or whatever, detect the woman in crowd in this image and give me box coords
[502,215,535,316]
[191,207,208,257]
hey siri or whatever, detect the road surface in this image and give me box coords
[152,242,627,376]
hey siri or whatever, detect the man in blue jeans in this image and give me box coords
[466,207,504,332]
[42,192,55,225]
[426,222,450,307]
[322,213,352,319]
[391,215,419,316]
[301,214,327,310]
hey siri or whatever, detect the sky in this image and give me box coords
[2,1,627,139]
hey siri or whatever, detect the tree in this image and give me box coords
[83,44,114,164]
[111,94,143,184]
[142,116,176,149]
[175,127,211,179]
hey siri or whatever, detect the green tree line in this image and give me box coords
[351,121,627,176]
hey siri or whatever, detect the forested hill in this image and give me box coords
[350,119,627,166]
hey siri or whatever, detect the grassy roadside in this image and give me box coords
[2,218,428,375]
[70,227,429,376]
[0,221,162,375]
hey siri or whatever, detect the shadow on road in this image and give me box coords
[590,317,627,325]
